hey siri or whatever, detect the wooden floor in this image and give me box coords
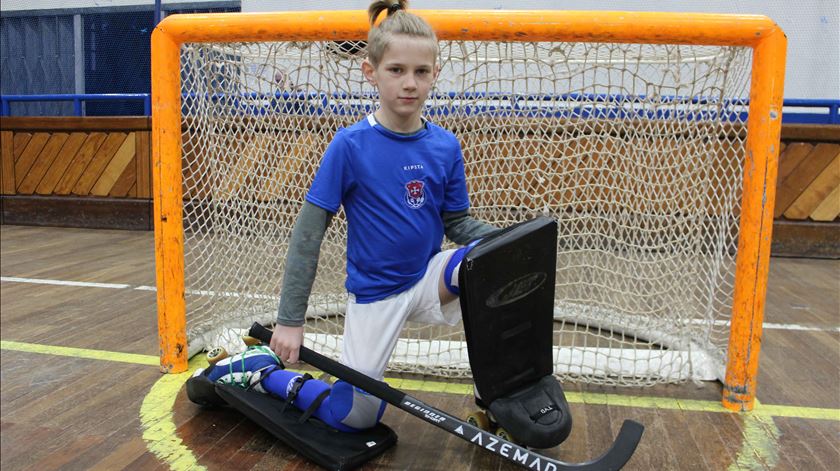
[1,224,838,471]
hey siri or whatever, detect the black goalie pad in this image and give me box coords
[459,217,572,448]
[215,384,398,471]
[459,216,558,404]
[187,369,397,471]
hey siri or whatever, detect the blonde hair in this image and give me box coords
[366,1,438,66]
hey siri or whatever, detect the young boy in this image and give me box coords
[268,0,497,429]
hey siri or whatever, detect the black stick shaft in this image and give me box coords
[249,323,404,404]
[248,322,642,471]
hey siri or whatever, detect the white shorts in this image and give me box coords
[339,249,461,380]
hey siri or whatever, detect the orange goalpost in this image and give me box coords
[151,10,785,412]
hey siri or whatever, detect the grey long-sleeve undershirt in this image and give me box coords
[275,201,498,327]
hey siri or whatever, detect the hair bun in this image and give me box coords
[387,3,403,15]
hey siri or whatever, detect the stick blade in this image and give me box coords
[564,420,644,471]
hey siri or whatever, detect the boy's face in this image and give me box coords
[362,35,439,127]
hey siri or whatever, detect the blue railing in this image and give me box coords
[1,93,837,124]
[780,98,840,125]
[180,90,755,121]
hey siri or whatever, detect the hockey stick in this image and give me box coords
[248,323,644,471]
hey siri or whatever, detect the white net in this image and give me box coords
[179,39,752,386]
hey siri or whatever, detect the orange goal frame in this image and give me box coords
[151,10,786,412]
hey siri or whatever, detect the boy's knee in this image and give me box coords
[442,239,482,298]
[331,380,387,430]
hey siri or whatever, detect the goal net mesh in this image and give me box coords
[178,39,752,386]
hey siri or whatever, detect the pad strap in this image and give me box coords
[299,388,332,424]
[281,373,313,413]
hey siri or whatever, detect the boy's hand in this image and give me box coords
[270,325,304,364]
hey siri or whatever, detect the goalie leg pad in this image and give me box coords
[259,370,386,432]
[459,217,573,448]
[187,345,397,469]
[458,216,558,404]
[189,346,386,432]
[215,384,397,471]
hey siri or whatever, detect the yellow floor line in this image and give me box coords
[139,355,207,471]
[729,404,781,471]
[0,339,159,366]
[2,339,838,422]
[6,339,838,470]
[756,403,840,421]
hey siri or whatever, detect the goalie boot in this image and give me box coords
[459,216,572,449]
[187,344,282,407]
[187,345,397,470]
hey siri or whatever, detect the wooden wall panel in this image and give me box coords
[109,160,137,198]
[0,117,154,230]
[135,131,151,198]
[783,153,840,220]
[0,117,152,200]
[54,133,107,195]
[776,142,813,183]
[91,134,135,196]
[0,117,837,236]
[72,133,127,195]
[809,185,840,221]
[773,143,840,219]
[12,133,32,160]
[17,133,69,194]
[14,133,50,186]
[1,130,14,194]
[35,133,88,195]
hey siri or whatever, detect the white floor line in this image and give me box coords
[0,276,131,289]
[3,275,838,333]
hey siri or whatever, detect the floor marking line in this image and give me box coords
[756,403,840,421]
[2,339,839,422]
[1,276,131,289]
[2,339,835,471]
[0,340,159,366]
[140,355,207,471]
[4,275,839,333]
[730,402,781,471]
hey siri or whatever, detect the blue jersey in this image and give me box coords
[306,115,470,303]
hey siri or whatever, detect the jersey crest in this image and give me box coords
[404,180,426,209]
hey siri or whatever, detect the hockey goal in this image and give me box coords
[151,10,786,411]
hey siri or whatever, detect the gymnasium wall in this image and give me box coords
[1,1,838,255]
[1,117,837,257]
[0,117,151,229]
[244,0,840,104]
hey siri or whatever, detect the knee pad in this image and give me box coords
[330,380,387,430]
[444,239,482,296]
